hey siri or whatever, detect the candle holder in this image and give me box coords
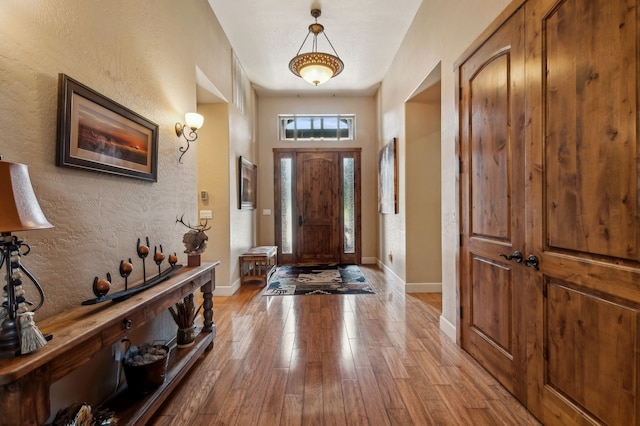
[137,237,150,284]
[154,245,165,276]
[82,238,182,306]
[119,258,133,290]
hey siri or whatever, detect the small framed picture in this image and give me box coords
[56,74,158,181]
[239,156,257,210]
[379,137,398,214]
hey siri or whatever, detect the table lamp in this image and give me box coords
[0,161,53,358]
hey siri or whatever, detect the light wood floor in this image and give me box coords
[151,265,541,425]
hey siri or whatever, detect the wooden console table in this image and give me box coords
[0,261,219,425]
[239,246,277,284]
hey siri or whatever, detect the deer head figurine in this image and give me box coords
[176,214,211,254]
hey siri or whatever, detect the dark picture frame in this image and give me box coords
[56,73,159,182]
[379,137,398,214]
[239,156,257,210]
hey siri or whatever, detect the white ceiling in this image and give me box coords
[207,0,423,97]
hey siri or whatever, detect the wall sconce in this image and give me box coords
[175,112,204,163]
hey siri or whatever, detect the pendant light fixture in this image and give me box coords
[289,9,344,86]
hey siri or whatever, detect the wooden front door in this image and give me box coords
[274,148,361,265]
[459,7,528,401]
[296,151,341,263]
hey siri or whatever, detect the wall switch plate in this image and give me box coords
[262,209,271,216]
[200,210,213,219]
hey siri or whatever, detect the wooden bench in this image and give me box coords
[239,246,277,284]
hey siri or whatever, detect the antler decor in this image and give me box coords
[176,214,210,254]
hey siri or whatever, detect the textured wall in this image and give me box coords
[0,0,236,414]
[0,0,232,318]
[228,95,258,285]
[379,0,512,338]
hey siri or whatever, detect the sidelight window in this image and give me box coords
[343,157,355,254]
[280,157,293,254]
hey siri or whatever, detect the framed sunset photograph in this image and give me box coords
[56,73,158,181]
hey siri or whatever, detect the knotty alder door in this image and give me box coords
[274,148,361,265]
[297,150,340,263]
[459,6,528,402]
[525,0,640,424]
[459,0,640,424]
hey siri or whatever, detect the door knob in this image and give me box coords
[525,254,539,270]
[499,251,523,263]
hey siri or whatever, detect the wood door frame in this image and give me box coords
[274,148,362,265]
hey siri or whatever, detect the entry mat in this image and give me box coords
[263,264,374,296]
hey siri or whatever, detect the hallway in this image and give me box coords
[151,265,540,425]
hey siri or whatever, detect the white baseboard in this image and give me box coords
[439,314,456,341]
[375,260,441,294]
[376,259,404,283]
[213,278,241,296]
[405,282,442,293]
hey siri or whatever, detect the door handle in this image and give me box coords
[525,254,539,270]
[298,215,302,226]
[499,251,523,263]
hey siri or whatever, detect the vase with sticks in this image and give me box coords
[168,293,201,348]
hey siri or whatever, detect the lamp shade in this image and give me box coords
[299,63,335,86]
[185,113,204,131]
[288,50,344,87]
[0,161,53,233]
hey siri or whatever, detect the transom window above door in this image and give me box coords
[278,114,355,141]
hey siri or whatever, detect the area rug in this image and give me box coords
[263,264,374,296]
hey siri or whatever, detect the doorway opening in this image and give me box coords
[404,62,442,291]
